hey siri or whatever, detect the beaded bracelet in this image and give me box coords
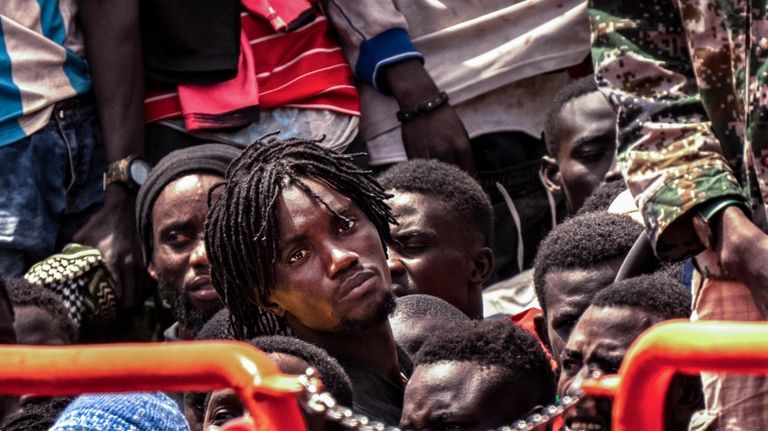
[396,91,450,122]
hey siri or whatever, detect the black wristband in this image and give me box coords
[396,91,449,122]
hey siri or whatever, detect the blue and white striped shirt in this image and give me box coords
[0,0,91,147]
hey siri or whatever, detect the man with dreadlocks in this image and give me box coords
[205,137,410,425]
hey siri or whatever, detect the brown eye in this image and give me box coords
[288,249,309,263]
[336,218,355,234]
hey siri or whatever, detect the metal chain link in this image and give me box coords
[297,368,580,431]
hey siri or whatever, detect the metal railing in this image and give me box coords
[0,340,306,431]
[582,320,768,431]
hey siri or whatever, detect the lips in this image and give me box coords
[338,270,375,297]
[186,275,219,302]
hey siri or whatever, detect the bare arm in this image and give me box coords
[76,0,145,309]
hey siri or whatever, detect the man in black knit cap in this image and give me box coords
[136,143,240,341]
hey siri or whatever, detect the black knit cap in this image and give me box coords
[136,143,241,266]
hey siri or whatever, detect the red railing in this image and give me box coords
[0,341,307,431]
[582,320,768,431]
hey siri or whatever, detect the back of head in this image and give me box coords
[136,143,241,267]
[205,137,395,338]
[7,278,77,343]
[591,272,691,320]
[415,319,556,404]
[251,335,354,406]
[378,159,493,245]
[544,76,600,156]
[1,397,73,431]
[195,308,236,341]
[49,392,188,431]
[533,212,642,313]
[575,180,627,215]
[389,294,469,358]
[390,294,468,323]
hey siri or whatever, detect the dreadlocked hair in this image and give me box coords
[205,137,396,339]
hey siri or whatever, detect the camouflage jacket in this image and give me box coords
[589,0,768,261]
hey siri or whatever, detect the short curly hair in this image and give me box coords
[591,273,691,320]
[414,319,555,404]
[390,294,468,323]
[195,308,236,341]
[575,180,627,216]
[7,278,77,343]
[544,76,606,156]
[378,159,493,245]
[251,335,354,407]
[533,212,643,314]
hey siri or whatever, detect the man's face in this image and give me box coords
[268,178,393,332]
[541,257,623,359]
[401,361,535,430]
[149,174,224,333]
[203,352,326,431]
[542,91,618,214]
[558,305,660,431]
[387,191,485,319]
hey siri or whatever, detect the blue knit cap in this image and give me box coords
[49,392,189,431]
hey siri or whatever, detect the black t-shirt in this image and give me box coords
[342,347,413,426]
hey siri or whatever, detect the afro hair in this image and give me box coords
[575,180,627,216]
[543,76,606,156]
[7,278,76,343]
[533,212,643,313]
[378,159,493,245]
[250,336,354,407]
[195,308,236,341]
[591,272,691,320]
[0,397,74,431]
[390,294,469,322]
[414,319,556,405]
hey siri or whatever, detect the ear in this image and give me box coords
[533,313,553,353]
[540,155,562,194]
[469,246,494,287]
[147,262,159,281]
[260,291,287,318]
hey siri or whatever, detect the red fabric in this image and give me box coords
[242,0,312,31]
[176,31,261,131]
[145,11,359,129]
[507,308,558,372]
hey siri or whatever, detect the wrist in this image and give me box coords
[382,59,441,110]
[103,182,135,204]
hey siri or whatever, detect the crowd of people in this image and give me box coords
[1,0,768,430]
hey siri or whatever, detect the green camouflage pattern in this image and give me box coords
[589,0,768,261]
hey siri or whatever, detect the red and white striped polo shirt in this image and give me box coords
[144,13,360,125]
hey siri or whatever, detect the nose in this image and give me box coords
[387,250,406,280]
[603,158,622,183]
[327,244,359,278]
[189,238,209,268]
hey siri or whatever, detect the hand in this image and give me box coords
[382,59,475,174]
[400,104,475,174]
[73,185,142,309]
[716,206,768,317]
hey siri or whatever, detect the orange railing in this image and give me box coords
[582,320,768,431]
[0,341,307,431]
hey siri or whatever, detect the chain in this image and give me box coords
[296,368,580,431]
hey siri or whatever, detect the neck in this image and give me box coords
[290,320,401,382]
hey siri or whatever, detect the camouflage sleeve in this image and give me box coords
[589,0,748,261]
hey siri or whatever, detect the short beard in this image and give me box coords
[340,291,396,333]
[157,279,219,336]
